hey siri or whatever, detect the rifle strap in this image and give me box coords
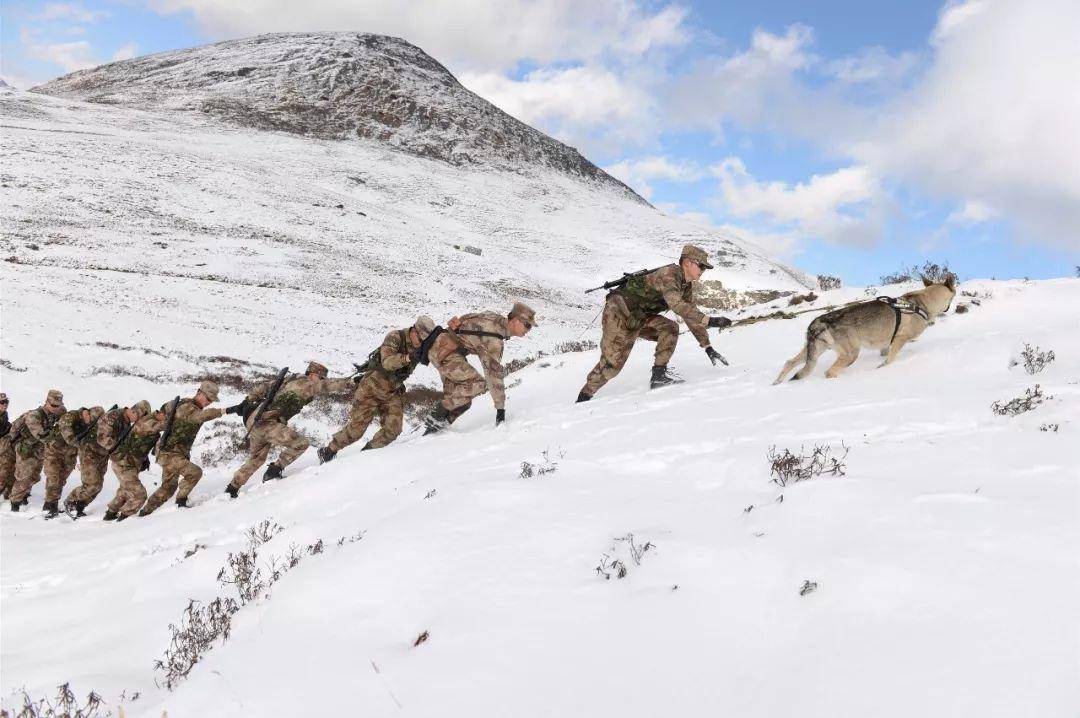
[454,329,509,340]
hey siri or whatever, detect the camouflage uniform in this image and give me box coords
[142,381,223,514]
[326,318,432,457]
[9,390,66,509]
[40,407,95,505]
[580,245,716,398]
[103,400,163,519]
[0,394,14,499]
[64,406,114,511]
[428,304,536,422]
[229,362,354,491]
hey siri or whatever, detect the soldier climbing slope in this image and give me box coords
[39,404,103,518]
[319,316,437,464]
[423,302,536,434]
[8,390,66,512]
[101,400,165,521]
[140,380,224,516]
[62,405,109,517]
[577,244,732,402]
[0,393,14,500]
[224,361,355,496]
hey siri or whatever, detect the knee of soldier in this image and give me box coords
[655,317,679,338]
[188,464,203,482]
[294,436,311,452]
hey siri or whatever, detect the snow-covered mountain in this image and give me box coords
[2,278,1077,717]
[32,32,639,197]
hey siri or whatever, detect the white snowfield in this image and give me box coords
[1,278,1077,717]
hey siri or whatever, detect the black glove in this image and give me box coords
[705,346,729,366]
[224,401,247,415]
[495,409,506,426]
[708,316,733,329]
[140,457,151,472]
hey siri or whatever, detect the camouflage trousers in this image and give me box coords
[9,444,45,504]
[143,451,203,513]
[105,457,147,517]
[42,443,78,503]
[432,351,488,412]
[0,436,14,499]
[65,445,110,507]
[328,378,405,453]
[232,420,309,487]
[581,294,679,397]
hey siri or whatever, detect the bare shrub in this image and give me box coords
[336,530,366,547]
[768,444,849,487]
[0,358,28,373]
[880,261,954,285]
[954,304,970,314]
[817,275,842,291]
[991,385,1050,416]
[519,448,561,479]
[197,423,246,467]
[787,291,818,306]
[154,598,239,691]
[403,386,442,424]
[1010,343,1056,375]
[4,683,107,718]
[505,340,598,374]
[595,532,653,579]
[595,554,627,580]
[1039,423,1059,432]
[614,533,653,565]
[799,580,818,596]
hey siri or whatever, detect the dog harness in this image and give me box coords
[876,296,930,344]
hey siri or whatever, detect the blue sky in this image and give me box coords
[2,0,1077,284]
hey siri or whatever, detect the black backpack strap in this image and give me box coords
[454,329,509,340]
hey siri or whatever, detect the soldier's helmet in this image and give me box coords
[413,315,436,339]
[0,392,8,403]
[198,380,220,402]
[45,389,64,407]
[509,302,538,328]
[305,361,329,378]
[131,400,152,418]
[680,244,714,269]
[88,406,105,420]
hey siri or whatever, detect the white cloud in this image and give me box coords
[142,0,688,72]
[713,158,885,247]
[111,42,139,62]
[33,2,108,23]
[25,38,99,73]
[604,156,704,199]
[825,46,919,84]
[854,0,1080,249]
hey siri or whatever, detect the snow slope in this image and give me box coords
[2,278,1077,717]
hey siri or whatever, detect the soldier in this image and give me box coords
[0,393,14,500]
[423,302,536,434]
[8,390,66,512]
[101,400,165,521]
[224,361,355,496]
[318,316,436,464]
[576,244,732,402]
[40,404,103,517]
[63,406,110,517]
[140,381,224,515]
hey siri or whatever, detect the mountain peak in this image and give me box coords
[32,32,642,200]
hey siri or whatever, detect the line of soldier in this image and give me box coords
[0,244,732,520]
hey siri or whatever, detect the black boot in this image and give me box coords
[103,510,118,521]
[138,506,154,517]
[262,463,283,482]
[116,513,129,522]
[176,497,189,508]
[317,446,337,464]
[360,442,373,451]
[10,500,19,512]
[423,406,451,436]
[650,365,684,389]
[43,500,60,518]
[67,500,86,517]
[575,391,592,403]
[224,484,239,499]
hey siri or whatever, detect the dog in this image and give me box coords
[774,275,957,384]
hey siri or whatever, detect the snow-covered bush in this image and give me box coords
[991,385,1050,416]
[1011,344,1056,375]
[595,533,654,580]
[817,274,842,291]
[767,444,848,487]
[154,598,239,691]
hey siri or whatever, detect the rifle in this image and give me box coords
[74,404,117,443]
[243,367,290,440]
[107,414,136,456]
[154,396,181,455]
[585,266,665,294]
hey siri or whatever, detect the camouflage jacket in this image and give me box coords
[12,407,63,457]
[358,329,419,398]
[158,399,224,456]
[617,263,710,347]
[0,410,9,439]
[111,413,165,463]
[46,408,92,449]
[432,311,510,410]
[246,374,355,426]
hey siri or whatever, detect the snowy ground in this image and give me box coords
[2,278,1077,717]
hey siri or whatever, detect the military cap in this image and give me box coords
[46,389,64,407]
[88,406,105,420]
[413,315,436,339]
[131,400,151,417]
[680,244,713,269]
[305,361,329,378]
[509,302,538,327]
[198,380,220,402]
[0,392,8,402]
